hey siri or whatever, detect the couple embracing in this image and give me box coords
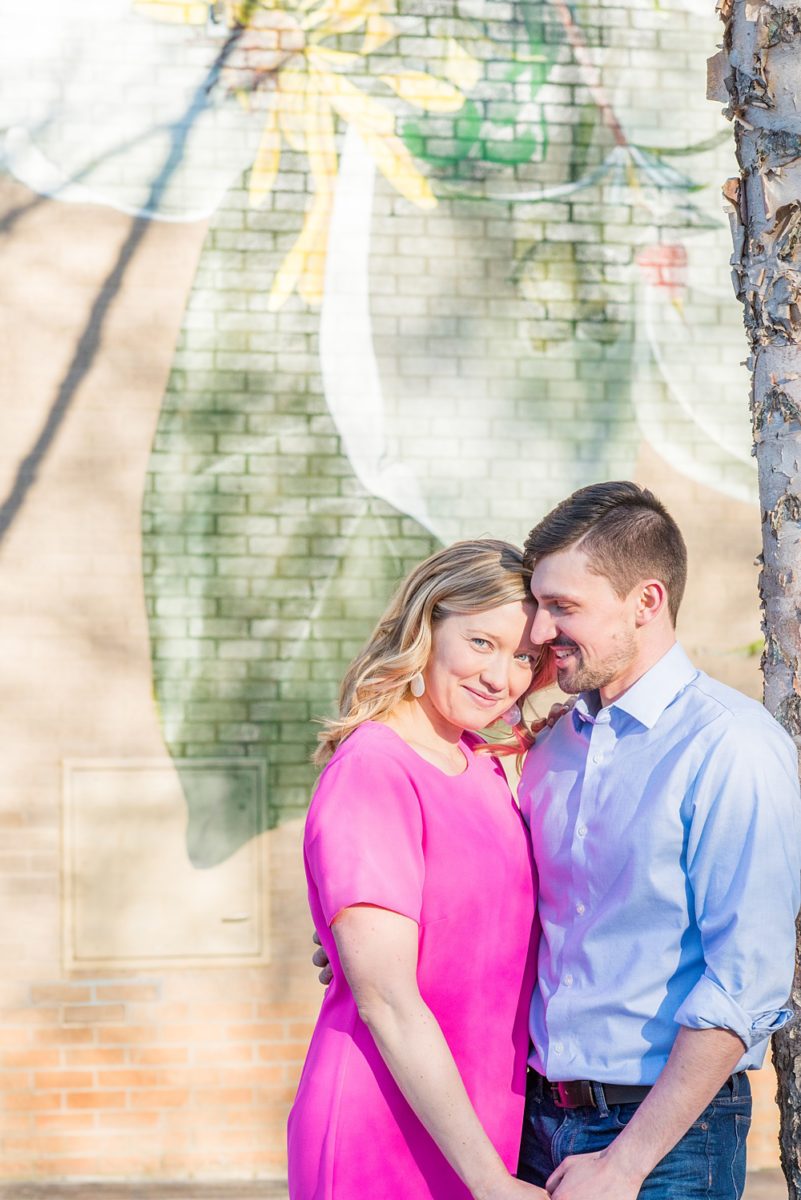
[287,481,801,1200]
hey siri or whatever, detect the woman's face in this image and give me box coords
[421,599,538,734]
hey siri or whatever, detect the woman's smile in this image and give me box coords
[462,685,505,707]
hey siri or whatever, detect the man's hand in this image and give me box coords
[546,1148,643,1200]
[531,699,575,737]
[545,1028,745,1198]
[312,929,333,985]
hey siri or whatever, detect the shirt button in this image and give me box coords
[592,753,603,764]
[553,1042,563,1055]
[576,902,586,916]
[577,825,587,838]
[564,974,573,987]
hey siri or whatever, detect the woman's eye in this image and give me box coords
[471,638,489,648]
[515,653,533,664]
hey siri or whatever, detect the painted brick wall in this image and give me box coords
[0,0,788,1182]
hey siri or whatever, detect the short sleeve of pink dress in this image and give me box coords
[305,745,425,926]
[287,723,538,1200]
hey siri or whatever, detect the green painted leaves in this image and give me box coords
[402,50,555,173]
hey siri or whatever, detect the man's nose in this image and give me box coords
[530,606,556,644]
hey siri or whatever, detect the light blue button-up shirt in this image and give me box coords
[518,642,801,1085]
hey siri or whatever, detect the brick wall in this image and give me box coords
[0,976,313,1177]
[0,0,787,1181]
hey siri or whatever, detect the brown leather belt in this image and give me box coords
[529,1070,651,1109]
[552,1078,652,1109]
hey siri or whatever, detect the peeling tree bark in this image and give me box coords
[710,2,801,1192]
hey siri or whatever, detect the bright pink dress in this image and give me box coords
[287,721,537,1200]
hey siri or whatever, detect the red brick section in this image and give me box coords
[0,975,320,1180]
[0,972,785,1180]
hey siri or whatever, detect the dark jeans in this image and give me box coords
[518,1070,752,1199]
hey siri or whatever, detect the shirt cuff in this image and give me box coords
[674,973,795,1049]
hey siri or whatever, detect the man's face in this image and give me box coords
[529,545,640,698]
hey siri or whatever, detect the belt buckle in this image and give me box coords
[553,1080,596,1109]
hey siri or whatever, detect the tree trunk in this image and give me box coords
[710,1,801,1192]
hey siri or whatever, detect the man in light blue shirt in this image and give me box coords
[517,480,801,1200]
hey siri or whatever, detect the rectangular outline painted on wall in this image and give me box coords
[61,758,269,971]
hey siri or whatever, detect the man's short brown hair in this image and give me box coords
[523,481,688,625]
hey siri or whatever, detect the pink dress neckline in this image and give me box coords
[360,720,476,779]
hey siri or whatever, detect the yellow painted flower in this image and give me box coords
[135,0,479,308]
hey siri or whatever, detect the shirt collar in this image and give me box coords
[573,642,697,731]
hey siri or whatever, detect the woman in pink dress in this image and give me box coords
[287,540,552,1200]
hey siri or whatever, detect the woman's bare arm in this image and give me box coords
[332,904,544,1200]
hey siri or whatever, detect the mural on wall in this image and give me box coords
[0,0,755,865]
[0,3,787,1170]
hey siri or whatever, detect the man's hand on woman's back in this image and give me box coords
[312,929,333,985]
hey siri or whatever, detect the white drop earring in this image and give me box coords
[410,673,426,698]
[501,703,522,726]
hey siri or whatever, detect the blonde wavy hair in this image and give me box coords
[315,538,555,765]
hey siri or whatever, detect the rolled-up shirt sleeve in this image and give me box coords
[676,715,801,1048]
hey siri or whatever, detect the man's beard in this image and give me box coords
[553,633,637,695]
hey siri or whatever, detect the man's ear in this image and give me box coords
[635,579,668,626]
